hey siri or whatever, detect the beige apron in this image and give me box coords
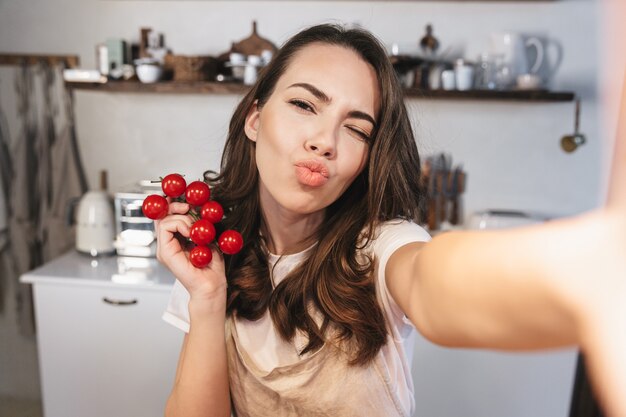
[226,318,408,417]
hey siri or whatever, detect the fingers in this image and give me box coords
[208,247,226,276]
[154,202,191,246]
[156,214,193,261]
[606,71,626,208]
[604,1,626,209]
[168,201,190,215]
[159,214,193,237]
[153,202,189,230]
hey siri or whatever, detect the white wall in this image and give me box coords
[0,0,603,215]
[0,1,607,416]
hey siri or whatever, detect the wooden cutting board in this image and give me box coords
[233,21,278,55]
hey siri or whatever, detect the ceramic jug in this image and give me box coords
[489,32,545,78]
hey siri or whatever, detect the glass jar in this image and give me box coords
[474,53,498,90]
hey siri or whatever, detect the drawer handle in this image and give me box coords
[102,297,138,306]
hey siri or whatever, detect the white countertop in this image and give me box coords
[20,250,176,291]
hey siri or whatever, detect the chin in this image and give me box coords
[282,200,326,215]
[277,192,330,215]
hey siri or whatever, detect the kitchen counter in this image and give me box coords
[20,250,176,290]
[20,250,181,417]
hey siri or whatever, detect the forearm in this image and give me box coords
[411,217,584,350]
[165,297,231,417]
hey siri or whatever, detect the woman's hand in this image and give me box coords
[155,201,227,303]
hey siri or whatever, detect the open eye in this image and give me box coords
[289,99,315,113]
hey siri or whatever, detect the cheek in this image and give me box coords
[254,116,282,157]
[258,107,300,151]
[340,141,369,179]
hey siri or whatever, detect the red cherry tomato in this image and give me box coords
[142,194,168,220]
[200,200,224,223]
[185,181,211,206]
[218,230,243,255]
[161,173,187,198]
[189,219,216,246]
[189,245,212,268]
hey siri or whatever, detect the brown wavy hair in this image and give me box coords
[205,24,423,365]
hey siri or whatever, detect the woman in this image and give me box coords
[157,24,626,417]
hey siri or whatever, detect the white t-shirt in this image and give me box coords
[163,219,430,415]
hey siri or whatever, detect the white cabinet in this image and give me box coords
[21,252,182,417]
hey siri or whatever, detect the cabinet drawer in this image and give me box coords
[33,284,182,417]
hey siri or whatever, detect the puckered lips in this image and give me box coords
[294,159,330,187]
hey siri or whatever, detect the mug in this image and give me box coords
[455,64,474,91]
[441,70,456,90]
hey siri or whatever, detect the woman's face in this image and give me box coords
[245,43,380,217]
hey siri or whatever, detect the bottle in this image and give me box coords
[420,24,439,58]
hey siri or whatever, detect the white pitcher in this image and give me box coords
[489,32,544,78]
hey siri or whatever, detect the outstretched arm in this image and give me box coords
[387,225,576,350]
[387,75,626,417]
[582,45,626,415]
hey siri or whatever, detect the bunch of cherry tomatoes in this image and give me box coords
[142,173,243,268]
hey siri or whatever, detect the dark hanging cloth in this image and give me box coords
[37,62,89,262]
[5,63,40,335]
[0,61,88,335]
[0,74,13,314]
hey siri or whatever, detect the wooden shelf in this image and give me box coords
[0,53,80,68]
[65,80,575,102]
[404,88,575,102]
[65,80,248,95]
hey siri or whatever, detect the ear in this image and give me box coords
[244,100,261,142]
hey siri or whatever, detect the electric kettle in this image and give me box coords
[75,171,115,256]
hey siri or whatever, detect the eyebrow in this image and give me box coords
[287,82,377,128]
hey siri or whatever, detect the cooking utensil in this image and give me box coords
[561,99,586,153]
[449,167,464,226]
[231,21,278,56]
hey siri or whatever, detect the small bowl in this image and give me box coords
[136,64,163,83]
[516,74,542,90]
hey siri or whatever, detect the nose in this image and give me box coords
[305,126,337,159]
